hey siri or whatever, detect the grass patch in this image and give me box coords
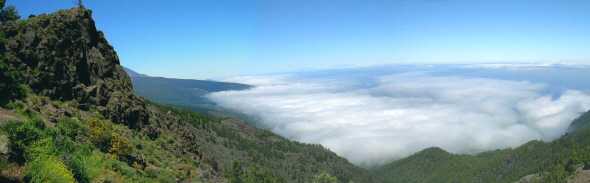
[51,100,63,108]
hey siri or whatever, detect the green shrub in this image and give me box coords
[86,118,131,159]
[30,117,46,130]
[86,118,109,150]
[39,96,50,104]
[312,172,337,183]
[43,126,57,136]
[50,136,102,183]
[157,173,176,183]
[43,109,52,116]
[51,100,63,108]
[106,160,135,178]
[106,132,131,158]
[0,5,21,23]
[2,118,47,156]
[30,96,40,106]
[144,167,158,178]
[137,177,156,183]
[119,163,135,177]
[4,101,24,110]
[57,117,84,138]
[24,138,55,160]
[68,152,103,183]
[16,19,28,25]
[23,109,39,119]
[24,155,76,183]
[145,156,156,166]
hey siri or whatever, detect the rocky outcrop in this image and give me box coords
[1,7,149,129]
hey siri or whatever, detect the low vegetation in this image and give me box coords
[0,97,214,182]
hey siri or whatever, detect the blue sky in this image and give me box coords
[10,0,590,79]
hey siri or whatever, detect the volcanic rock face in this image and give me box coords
[1,7,148,129]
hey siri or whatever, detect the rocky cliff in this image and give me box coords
[1,7,149,129]
[0,7,226,182]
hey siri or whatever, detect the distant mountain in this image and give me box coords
[129,76,253,118]
[122,67,254,118]
[122,66,149,77]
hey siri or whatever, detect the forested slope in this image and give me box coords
[373,110,590,183]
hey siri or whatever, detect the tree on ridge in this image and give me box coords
[0,0,20,23]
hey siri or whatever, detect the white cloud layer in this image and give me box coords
[457,61,590,70]
[207,68,590,167]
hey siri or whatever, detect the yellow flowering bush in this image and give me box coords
[86,118,130,159]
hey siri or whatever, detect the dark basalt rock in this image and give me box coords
[1,7,149,130]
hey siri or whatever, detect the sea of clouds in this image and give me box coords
[206,63,590,167]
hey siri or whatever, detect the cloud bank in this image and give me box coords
[207,67,590,167]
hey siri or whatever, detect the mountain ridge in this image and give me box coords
[123,67,149,77]
[0,5,379,183]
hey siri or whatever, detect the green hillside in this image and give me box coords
[373,110,590,183]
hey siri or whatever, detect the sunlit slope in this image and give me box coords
[373,110,590,183]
